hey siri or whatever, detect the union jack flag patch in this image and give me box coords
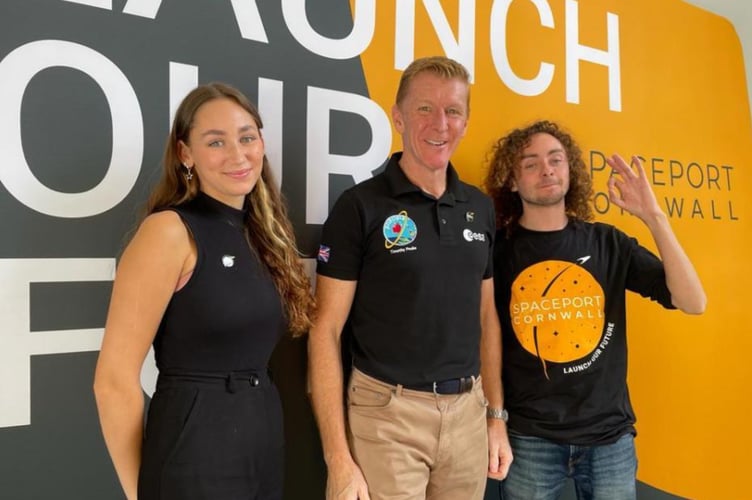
[317,245,331,263]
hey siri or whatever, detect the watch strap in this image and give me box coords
[487,407,509,422]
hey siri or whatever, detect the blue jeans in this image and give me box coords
[485,432,637,500]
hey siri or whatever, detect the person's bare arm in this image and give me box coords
[480,278,513,480]
[607,154,706,314]
[93,211,193,499]
[308,275,370,500]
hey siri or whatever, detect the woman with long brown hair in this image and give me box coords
[94,82,314,499]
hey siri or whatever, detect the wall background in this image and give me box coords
[0,1,748,499]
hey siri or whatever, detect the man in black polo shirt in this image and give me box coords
[308,56,512,500]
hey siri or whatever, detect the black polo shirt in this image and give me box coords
[317,152,495,385]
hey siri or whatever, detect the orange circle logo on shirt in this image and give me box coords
[510,259,605,378]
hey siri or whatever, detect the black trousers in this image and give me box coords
[138,370,284,500]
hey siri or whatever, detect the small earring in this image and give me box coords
[183,164,193,181]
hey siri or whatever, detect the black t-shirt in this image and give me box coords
[154,192,284,373]
[317,153,495,385]
[494,220,674,445]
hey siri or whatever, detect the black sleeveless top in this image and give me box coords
[153,192,284,373]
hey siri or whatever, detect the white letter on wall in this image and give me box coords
[0,258,115,428]
[230,0,269,42]
[306,87,391,224]
[0,40,143,218]
[63,0,112,9]
[124,0,268,42]
[258,78,284,189]
[395,0,476,81]
[168,62,199,127]
[490,0,555,96]
[122,0,162,18]
[565,0,621,111]
[281,0,375,59]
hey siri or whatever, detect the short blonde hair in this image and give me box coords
[395,56,471,112]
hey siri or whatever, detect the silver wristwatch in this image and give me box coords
[487,407,509,422]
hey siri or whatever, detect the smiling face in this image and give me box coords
[178,97,264,209]
[513,132,570,210]
[391,71,469,175]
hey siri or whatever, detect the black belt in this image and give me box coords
[404,376,476,395]
[158,369,269,393]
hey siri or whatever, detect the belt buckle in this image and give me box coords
[459,376,473,393]
[431,377,474,395]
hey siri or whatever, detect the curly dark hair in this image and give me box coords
[484,120,593,235]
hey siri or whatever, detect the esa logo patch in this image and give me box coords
[463,229,486,242]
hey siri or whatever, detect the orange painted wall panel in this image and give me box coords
[358,1,751,498]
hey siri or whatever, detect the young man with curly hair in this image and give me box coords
[483,120,706,500]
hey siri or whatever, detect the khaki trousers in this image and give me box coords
[347,368,488,500]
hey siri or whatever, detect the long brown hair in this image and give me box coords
[484,120,593,235]
[147,82,314,336]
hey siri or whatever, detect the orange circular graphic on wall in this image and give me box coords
[510,260,605,378]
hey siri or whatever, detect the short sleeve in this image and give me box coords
[620,230,675,309]
[316,190,363,281]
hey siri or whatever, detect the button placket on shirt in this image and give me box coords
[436,203,456,244]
